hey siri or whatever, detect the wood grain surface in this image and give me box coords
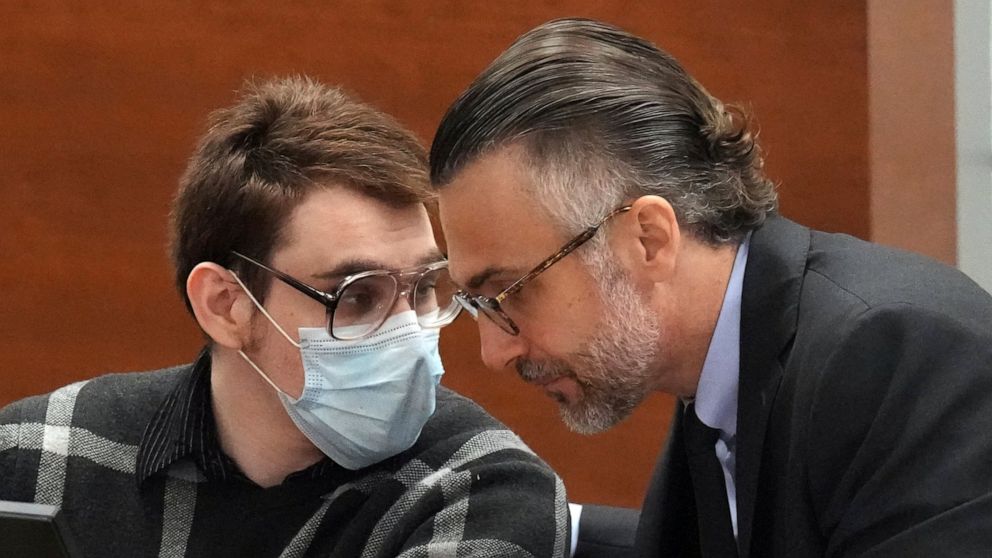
[1,2,903,508]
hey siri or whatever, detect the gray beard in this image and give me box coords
[517,262,660,434]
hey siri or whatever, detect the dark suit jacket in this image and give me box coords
[636,215,992,557]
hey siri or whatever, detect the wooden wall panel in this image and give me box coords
[0,2,869,508]
[868,0,956,264]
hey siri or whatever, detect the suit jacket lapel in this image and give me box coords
[735,215,808,557]
[636,404,701,557]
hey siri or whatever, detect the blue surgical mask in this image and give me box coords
[231,273,445,470]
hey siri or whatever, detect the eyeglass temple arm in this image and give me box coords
[230,251,337,306]
[496,230,597,302]
[496,206,631,302]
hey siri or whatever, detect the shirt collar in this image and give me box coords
[135,349,339,487]
[693,234,750,438]
[135,349,231,486]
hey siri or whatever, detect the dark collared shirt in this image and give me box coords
[135,349,336,486]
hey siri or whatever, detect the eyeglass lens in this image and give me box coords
[477,303,516,335]
[330,267,460,339]
[455,295,516,335]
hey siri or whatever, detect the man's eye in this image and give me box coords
[341,290,375,309]
[335,279,392,322]
[416,280,437,295]
[484,282,512,297]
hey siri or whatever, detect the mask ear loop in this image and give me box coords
[228,270,302,348]
[228,270,299,398]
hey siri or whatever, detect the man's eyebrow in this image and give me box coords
[465,266,512,291]
[312,259,387,282]
[312,250,448,282]
[416,249,446,266]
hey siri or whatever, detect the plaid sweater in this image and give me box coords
[0,360,568,557]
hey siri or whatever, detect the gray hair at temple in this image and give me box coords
[429,18,777,247]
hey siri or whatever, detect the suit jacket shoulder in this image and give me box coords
[745,216,992,556]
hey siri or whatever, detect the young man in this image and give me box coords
[430,18,992,557]
[0,77,568,557]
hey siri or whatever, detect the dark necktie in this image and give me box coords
[683,402,738,557]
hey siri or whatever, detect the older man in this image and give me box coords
[430,18,992,557]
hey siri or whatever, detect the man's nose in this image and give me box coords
[477,315,527,371]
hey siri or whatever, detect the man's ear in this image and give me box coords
[615,195,681,284]
[186,262,254,349]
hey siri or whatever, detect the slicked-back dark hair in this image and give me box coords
[430,18,776,244]
[170,76,431,313]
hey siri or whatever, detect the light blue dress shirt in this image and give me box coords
[569,237,750,556]
[569,503,582,557]
[692,235,750,538]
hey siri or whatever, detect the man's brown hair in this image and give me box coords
[170,76,431,312]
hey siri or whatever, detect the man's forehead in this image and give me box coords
[276,187,440,275]
[438,150,559,288]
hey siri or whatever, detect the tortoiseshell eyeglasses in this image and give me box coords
[453,205,632,335]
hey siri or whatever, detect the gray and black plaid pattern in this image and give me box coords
[4,381,141,507]
[356,429,568,558]
[1,363,569,557]
[159,461,204,558]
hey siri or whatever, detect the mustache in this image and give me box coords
[516,358,577,384]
